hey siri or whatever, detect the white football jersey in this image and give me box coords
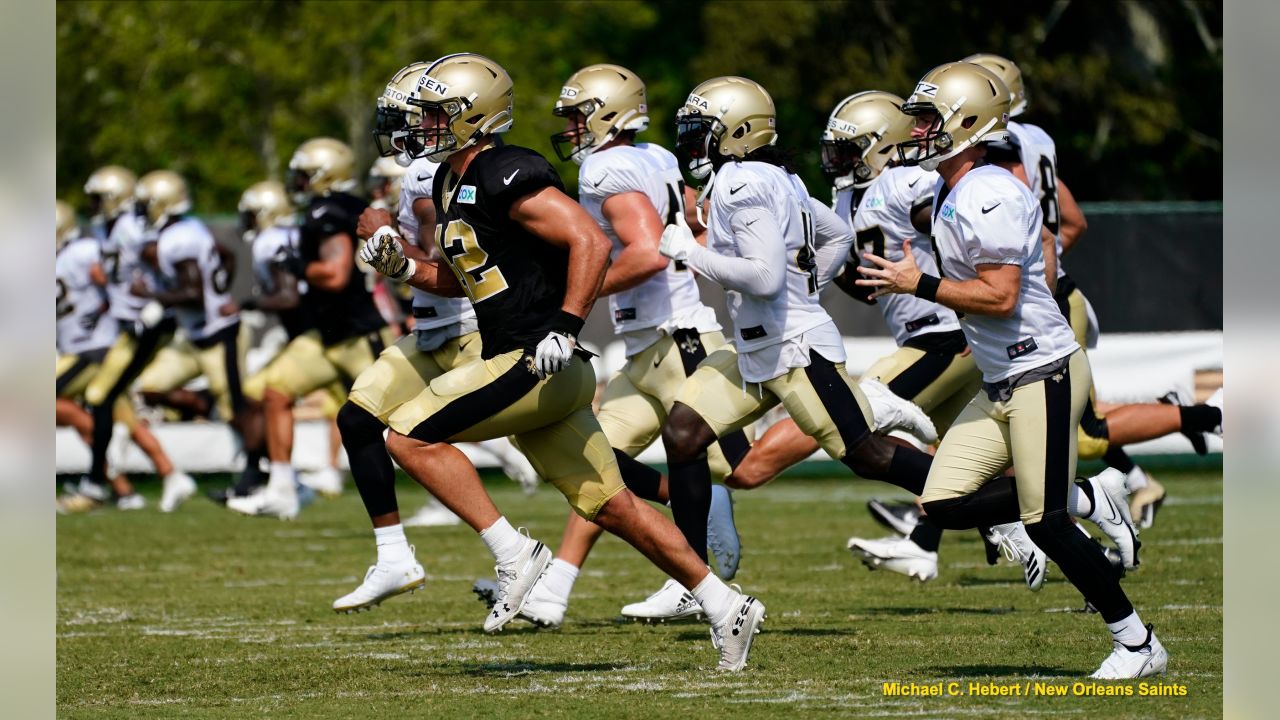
[251,225,301,292]
[1006,121,1065,278]
[98,210,156,323]
[398,157,477,335]
[706,161,845,382]
[930,165,1077,382]
[578,143,719,356]
[56,237,118,355]
[853,165,962,345]
[156,218,238,341]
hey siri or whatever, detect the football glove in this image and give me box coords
[533,331,577,380]
[138,300,166,329]
[360,226,415,281]
[658,212,697,264]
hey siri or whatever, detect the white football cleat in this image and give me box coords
[620,579,704,623]
[987,522,1048,591]
[866,498,921,536]
[518,576,568,629]
[707,484,741,580]
[483,530,552,633]
[226,484,299,520]
[1081,469,1141,569]
[1128,471,1166,531]
[333,554,426,613]
[1090,624,1168,679]
[710,592,766,672]
[158,471,197,513]
[116,493,146,511]
[848,535,938,582]
[402,498,462,528]
[298,467,344,497]
[860,378,938,445]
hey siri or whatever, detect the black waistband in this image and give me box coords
[1053,273,1078,302]
[412,306,439,319]
[739,325,767,341]
[902,329,967,355]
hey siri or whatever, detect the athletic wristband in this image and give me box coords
[392,257,416,282]
[915,274,941,302]
[550,310,585,337]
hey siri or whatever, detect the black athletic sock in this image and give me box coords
[337,402,397,519]
[921,475,1021,529]
[908,516,943,552]
[1025,510,1134,623]
[613,449,663,502]
[1179,404,1222,434]
[666,455,711,564]
[1102,445,1136,474]
[233,451,265,495]
[882,445,930,495]
[88,402,113,485]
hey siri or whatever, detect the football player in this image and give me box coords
[56,201,182,511]
[967,53,1222,527]
[78,167,197,511]
[130,170,259,510]
[858,62,1165,679]
[226,139,392,519]
[355,53,764,671]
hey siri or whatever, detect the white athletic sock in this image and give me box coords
[1126,466,1151,492]
[1106,610,1149,647]
[690,572,737,626]
[374,524,413,565]
[480,517,525,565]
[1068,480,1094,518]
[268,461,295,493]
[541,559,579,600]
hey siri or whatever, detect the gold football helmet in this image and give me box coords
[238,180,293,240]
[962,53,1026,116]
[551,63,649,165]
[135,170,192,228]
[83,165,137,222]
[367,156,408,213]
[898,62,1011,172]
[375,61,430,164]
[675,76,776,180]
[288,137,357,204]
[820,91,914,189]
[56,200,79,250]
[408,53,513,162]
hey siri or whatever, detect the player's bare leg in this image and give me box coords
[57,398,94,446]
[724,418,818,490]
[385,432,502,531]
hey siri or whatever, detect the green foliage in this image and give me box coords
[57,0,1221,212]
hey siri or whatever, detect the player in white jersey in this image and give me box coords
[474,64,750,628]
[74,169,196,512]
[967,54,1222,528]
[859,62,1165,679]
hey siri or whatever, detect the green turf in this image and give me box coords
[57,470,1221,718]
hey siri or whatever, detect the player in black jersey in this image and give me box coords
[348,53,764,671]
[227,138,391,520]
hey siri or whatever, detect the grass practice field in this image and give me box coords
[57,468,1222,719]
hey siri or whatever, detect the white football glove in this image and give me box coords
[658,211,697,264]
[533,331,577,379]
[359,225,415,281]
[138,300,166,329]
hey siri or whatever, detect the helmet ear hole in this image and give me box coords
[732,124,747,139]
[961,115,977,130]
[601,111,617,122]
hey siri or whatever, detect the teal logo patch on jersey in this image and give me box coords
[863,196,885,210]
[939,202,957,223]
[458,185,477,204]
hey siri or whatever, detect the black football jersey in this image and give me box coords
[298,191,386,345]
[432,144,569,358]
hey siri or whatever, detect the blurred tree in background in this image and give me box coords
[56,0,1221,213]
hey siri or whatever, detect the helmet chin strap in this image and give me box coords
[694,170,716,229]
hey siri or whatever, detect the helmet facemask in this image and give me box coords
[550,101,600,165]
[374,106,425,164]
[408,97,478,162]
[675,113,723,181]
[820,134,873,190]
[897,108,961,172]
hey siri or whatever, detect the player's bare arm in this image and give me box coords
[598,191,668,296]
[305,232,355,291]
[509,185,611,320]
[857,237,1021,318]
[356,206,464,297]
[149,258,204,307]
[250,264,302,312]
[89,262,108,287]
[1057,177,1087,254]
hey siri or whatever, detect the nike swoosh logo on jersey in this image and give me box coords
[981,203,1001,214]
[745,218,758,227]
[730,184,746,195]
[907,178,921,188]
[417,174,430,182]
[311,206,328,218]
[503,169,521,185]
